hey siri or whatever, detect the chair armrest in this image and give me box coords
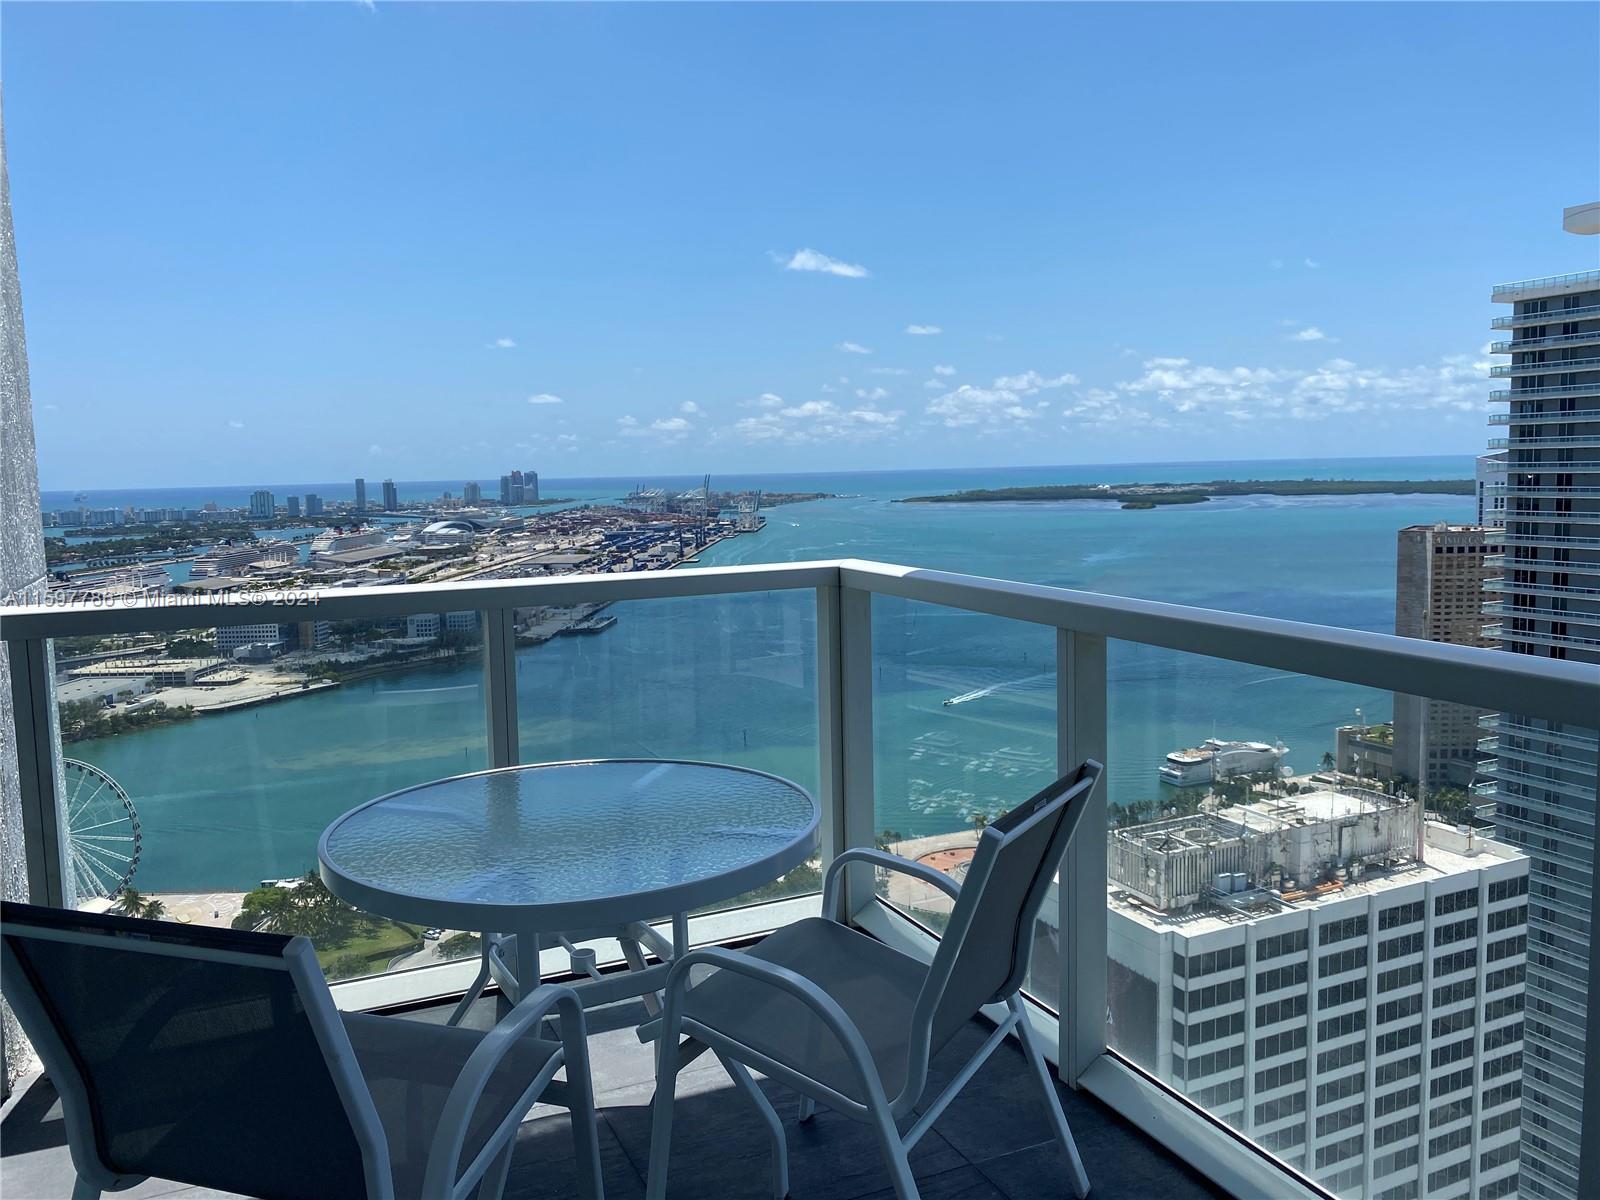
[422,983,589,1199]
[822,846,960,921]
[653,946,893,1113]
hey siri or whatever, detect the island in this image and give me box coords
[898,479,1474,509]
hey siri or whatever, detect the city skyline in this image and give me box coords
[6,2,1598,488]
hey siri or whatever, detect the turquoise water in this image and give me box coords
[64,456,1477,891]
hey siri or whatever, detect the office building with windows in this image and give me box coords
[247,490,274,519]
[381,478,398,511]
[1107,789,1528,1200]
[525,470,539,502]
[1480,202,1600,1200]
[1393,524,1492,789]
[353,477,366,512]
[304,493,323,516]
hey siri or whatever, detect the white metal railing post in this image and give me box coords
[826,582,876,918]
[482,608,519,769]
[1057,628,1108,1086]
[5,637,68,906]
[815,586,847,881]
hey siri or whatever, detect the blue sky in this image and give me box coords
[6,2,1598,488]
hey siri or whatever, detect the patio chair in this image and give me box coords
[0,901,604,1200]
[643,759,1103,1200]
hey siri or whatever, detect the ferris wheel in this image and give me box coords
[61,759,142,903]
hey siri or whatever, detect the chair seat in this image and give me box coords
[340,1012,561,1197]
[681,918,930,1107]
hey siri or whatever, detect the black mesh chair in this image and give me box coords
[643,760,1102,1200]
[0,902,604,1200]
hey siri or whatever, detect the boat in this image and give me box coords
[559,615,618,636]
[1159,738,1288,787]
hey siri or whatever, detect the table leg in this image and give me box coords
[495,927,543,1018]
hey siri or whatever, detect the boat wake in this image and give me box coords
[942,671,1054,707]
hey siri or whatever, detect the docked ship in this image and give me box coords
[1159,738,1288,787]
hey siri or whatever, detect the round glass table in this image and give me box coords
[318,758,818,1012]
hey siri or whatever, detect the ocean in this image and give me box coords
[58,455,1480,892]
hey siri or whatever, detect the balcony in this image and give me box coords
[1486,434,1600,448]
[1488,387,1600,404]
[1490,302,1600,329]
[1490,357,1600,377]
[1485,484,1600,498]
[1485,529,1600,548]
[1490,331,1600,354]
[1492,269,1600,299]
[2,560,1597,1200]
[1484,577,1600,599]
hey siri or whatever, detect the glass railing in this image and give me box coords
[4,559,1594,1200]
[1487,434,1600,448]
[1491,303,1600,329]
[1491,332,1600,354]
[1492,270,1600,296]
[1490,357,1600,378]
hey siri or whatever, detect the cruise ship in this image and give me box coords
[1159,738,1288,787]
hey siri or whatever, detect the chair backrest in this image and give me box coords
[0,901,383,1200]
[914,760,1102,1056]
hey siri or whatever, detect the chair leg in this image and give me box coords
[71,1180,101,1200]
[1013,998,1090,1199]
[797,1093,816,1123]
[866,1100,920,1200]
[645,1040,685,1200]
[716,1051,789,1200]
[475,1139,515,1200]
[563,1051,605,1200]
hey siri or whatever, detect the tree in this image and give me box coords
[140,898,167,919]
[113,888,146,918]
[1319,751,1337,772]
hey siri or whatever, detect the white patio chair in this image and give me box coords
[0,901,605,1200]
[643,759,1103,1200]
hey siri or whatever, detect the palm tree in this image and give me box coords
[140,897,167,920]
[113,888,146,918]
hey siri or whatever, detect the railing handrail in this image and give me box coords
[3,557,1594,725]
[1492,269,1600,295]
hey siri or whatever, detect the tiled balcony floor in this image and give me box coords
[1,995,1229,1200]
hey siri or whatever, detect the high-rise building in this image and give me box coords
[381,479,398,511]
[285,495,301,518]
[525,470,539,502]
[499,474,513,505]
[462,481,482,505]
[1104,790,1528,1200]
[1393,523,1492,789]
[304,493,324,516]
[248,490,275,519]
[354,478,367,512]
[1481,201,1600,1200]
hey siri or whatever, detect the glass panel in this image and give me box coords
[514,590,820,914]
[55,614,488,981]
[870,596,1061,1003]
[1104,651,1593,1200]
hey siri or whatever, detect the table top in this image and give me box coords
[317,758,819,931]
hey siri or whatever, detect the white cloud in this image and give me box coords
[679,400,703,414]
[1305,258,1321,269]
[923,379,945,390]
[856,386,890,401]
[933,364,956,376]
[1288,326,1334,342]
[869,367,910,376]
[488,337,517,350]
[923,368,1082,432]
[618,414,689,441]
[740,392,787,409]
[527,393,564,405]
[837,341,872,355]
[722,397,903,446]
[1269,258,1285,270]
[227,419,245,429]
[652,417,690,434]
[1113,351,1489,422]
[368,443,384,455]
[906,324,942,336]
[773,248,869,278]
